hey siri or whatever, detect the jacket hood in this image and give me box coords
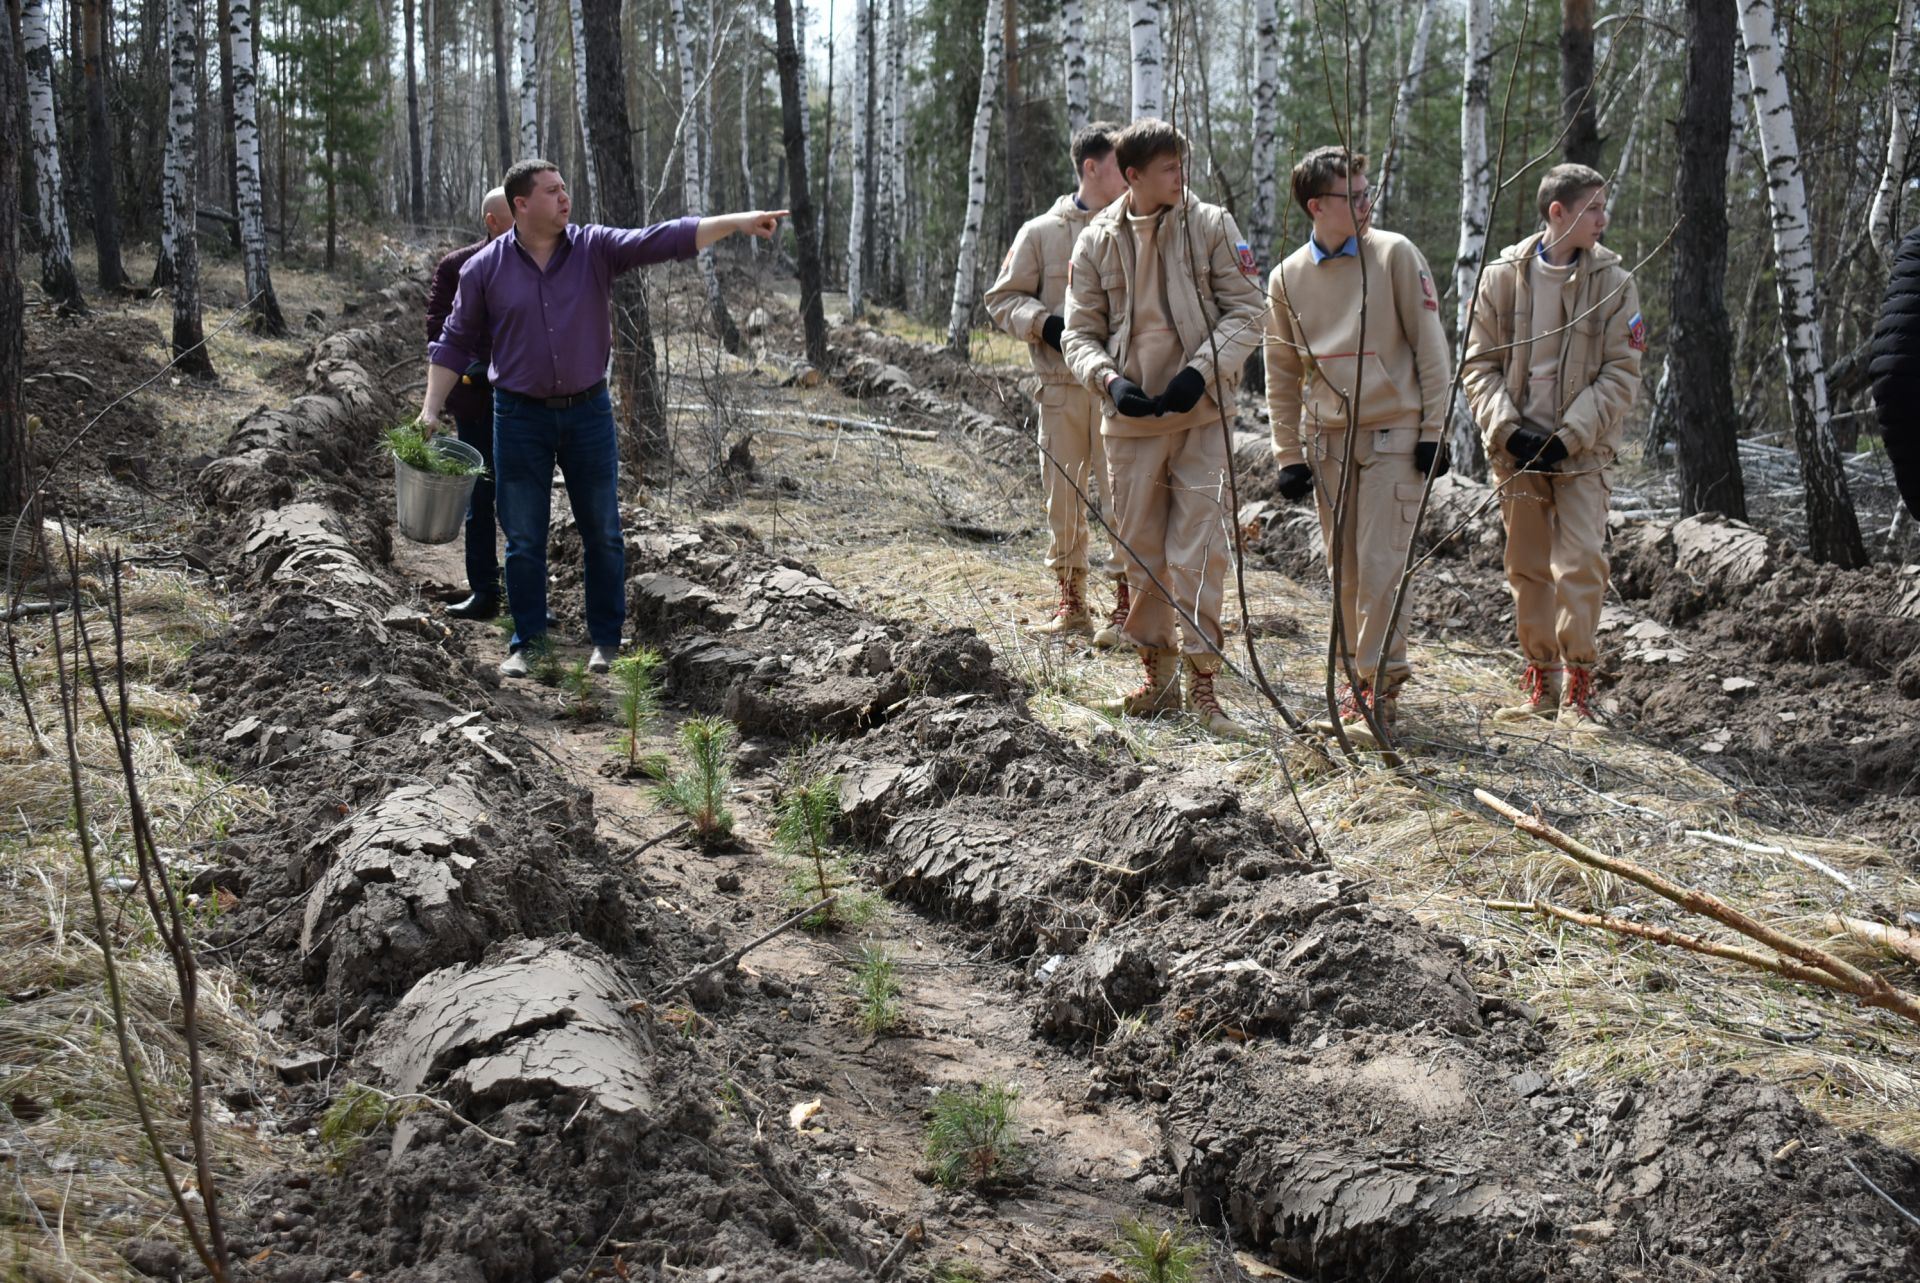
[1494,230,1623,271]
[1048,192,1099,225]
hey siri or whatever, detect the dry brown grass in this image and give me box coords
[4,533,280,1279]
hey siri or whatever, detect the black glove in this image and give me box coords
[1506,426,1568,472]
[1414,441,1448,478]
[1041,315,1065,352]
[1109,376,1161,418]
[1160,366,1207,414]
[1276,463,1314,502]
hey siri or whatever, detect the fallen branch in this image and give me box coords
[873,1219,924,1279]
[1845,1155,1920,1232]
[658,895,837,999]
[1825,913,1920,967]
[666,402,939,440]
[1686,828,1857,892]
[1475,788,1920,1028]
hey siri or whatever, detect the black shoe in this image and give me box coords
[445,593,501,620]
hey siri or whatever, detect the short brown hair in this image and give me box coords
[1114,119,1187,178]
[504,158,560,210]
[1071,121,1121,177]
[1290,147,1367,216]
[1537,163,1606,224]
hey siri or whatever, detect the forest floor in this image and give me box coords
[6,244,1920,1282]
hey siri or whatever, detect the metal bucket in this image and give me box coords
[394,435,484,545]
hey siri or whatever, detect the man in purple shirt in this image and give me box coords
[425,186,510,620]
[422,158,783,676]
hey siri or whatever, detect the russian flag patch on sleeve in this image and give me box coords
[1235,241,1259,277]
[1628,311,1648,352]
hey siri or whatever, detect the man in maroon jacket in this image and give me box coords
[425,187,512,618]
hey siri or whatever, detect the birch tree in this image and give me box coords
[1063,0,1088,134]
[1129,0,1162,120]
[168,0,213,377]
[0,9,24,522]
[569,0,598,217]
[1248,0,1282,264]
[775,0,828,367]
[423,0,438,218]
[79,0,128,291]
[947,0,1006,357]
[1869,0,1917,265]
[670,0,742,351]
[21,0,85,314]
[1373,0,1437,225]
[847,0,872,317]
[883,0,907,301]
[405,0,426,223]
[230,0,285,335]
[1740,0,1864,566]
[518,0,541,157]
[1451,0,1494,475]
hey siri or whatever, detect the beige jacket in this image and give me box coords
[1265,229,1454,467]
[1061,191,1268,417]
[984,193,1099,385]
[1463,232,1645,467]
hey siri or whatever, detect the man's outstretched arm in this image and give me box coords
[696,210,788,249]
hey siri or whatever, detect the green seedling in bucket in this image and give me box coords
[385,419,489,478]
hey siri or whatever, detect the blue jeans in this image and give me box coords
[453,409,500,597]
[492,386,625,649]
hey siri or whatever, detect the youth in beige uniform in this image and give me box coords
[1062,119,1267,738]
[1265,149,1451,732]
[984,123,1130,643]
[1463,167,1644,726]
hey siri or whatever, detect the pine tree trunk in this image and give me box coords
[946,0,1005,357]
[0,7,26,522]
[215,0,241,248]
[168,0,212,376]
[775,0,828,367]
[1669,0,1746,518]
[1128,0,1162,120]
[1002,0,1021,241]
[1739,0,1864,566]
[1062,0,1088,133]
[79,0,127,290]
[491,0,515,172]
[847,0,871,317]
[230,0,283,335]
[403,0,425,224]
[424,0,439,219]
[580,0,669,466]
[518,0,540,157]
[1559,0,1601,166]
[569,0,598,217]
[1374,0,1436,224]
[1869,0,1916,265]
[669,0,741,351]
[1451,0,1494,478]
[22,0,85,314]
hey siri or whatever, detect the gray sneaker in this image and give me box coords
[499,648,530,678]
[587,646,613,674]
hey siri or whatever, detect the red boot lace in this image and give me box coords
[1518,663,1553,709]
[1337,684,1370,720]
[1564,667,1595,718]
[1054,576,1085,620]
[1190,669,1223,719]
[1109,580,1131,627]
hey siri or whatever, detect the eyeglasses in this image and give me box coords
[1313,188,1375,209]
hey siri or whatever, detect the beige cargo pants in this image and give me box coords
[1307,423,1423,691]
[1105,423,1231,656]
[1037,384,1119,575]
[1495,464,1609,666]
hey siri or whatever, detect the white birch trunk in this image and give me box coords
[517,0,540,157]
[1129,0,1163,120]
[671,0,739,349]
[1373,0,1437,224]
[568,0,597,216]
[21,0,81,310]
[1740,0,1863,565]
[847,0,871,316]
[230,0,282,333]
[1063,0,1089,134]
[947,0,1005,355]
[884,0,906,296]
[167,0,209,369]
[1452,0,1494,471]
[1869,0,1917,264]
[1248,0,1282,265]
[423,0,438,215]
[739,49,754,212]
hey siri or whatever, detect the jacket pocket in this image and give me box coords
[1394,479,1425,529]
[1043,263,1070,314]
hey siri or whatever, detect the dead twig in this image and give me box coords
[872,1218,924,1279]
[658,896,838,999]
[1844,1155,1920,1232]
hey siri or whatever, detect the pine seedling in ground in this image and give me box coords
[319,1084,425,1174]
[610,648,664,768]
[850,942,903,1035]
[651,715,737,845]
[562,659,599,721]
[524,637,566,687]
[773,770,877,928]
[1112,1215,1207,1283]
[924,1081,1025,1190]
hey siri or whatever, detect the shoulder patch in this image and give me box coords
[1419,270,1438,311]
[1627,311,1648,352]
[1235,241,1259,277]
[1000,246,1014,275]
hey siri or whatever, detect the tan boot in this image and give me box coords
[1184,653,1251,740]
[1091,579,1131,649]
[1494,662,1562,722]
[1311,683,1388,745]
[1094,646,1181,717]
[1558,662,1600,730]
[1029,568,1092,636]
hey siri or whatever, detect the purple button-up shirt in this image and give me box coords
[429,217,700,398]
